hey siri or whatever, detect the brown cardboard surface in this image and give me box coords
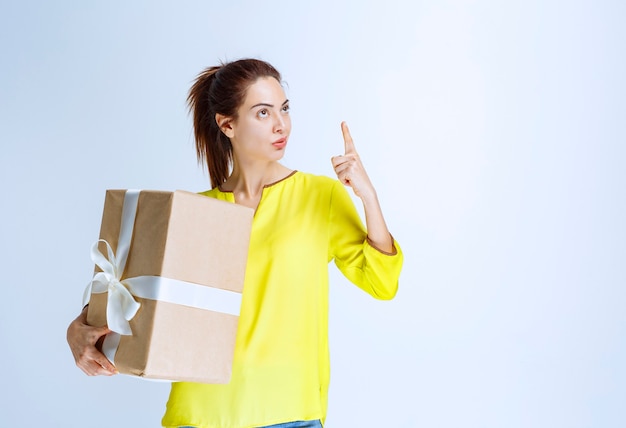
[86,189,253,383]
[162,190,250,292]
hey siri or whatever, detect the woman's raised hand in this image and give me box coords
[331,121,394,253]
[331,122,376,201]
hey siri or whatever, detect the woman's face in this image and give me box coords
[227,76,291,163]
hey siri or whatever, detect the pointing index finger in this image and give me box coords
[341,121,356,154]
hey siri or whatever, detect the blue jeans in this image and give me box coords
[179,420,322,428]
[259,421,322,428]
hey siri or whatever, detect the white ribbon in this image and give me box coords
[83,189,142,335]
[83,239,142,335]
[99,274,243,367]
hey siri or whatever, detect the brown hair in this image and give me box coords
[187,58,282,188]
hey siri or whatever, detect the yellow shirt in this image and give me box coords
[162,171,403,428]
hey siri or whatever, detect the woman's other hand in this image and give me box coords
[67,306,118,376]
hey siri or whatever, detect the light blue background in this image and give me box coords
[1,1,624,427]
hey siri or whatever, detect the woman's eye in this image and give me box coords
[258,109,269,118]
[282,104,290,113]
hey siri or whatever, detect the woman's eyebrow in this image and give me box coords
[250,99,289,110]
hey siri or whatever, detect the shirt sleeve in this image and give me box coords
[328,180,404,300]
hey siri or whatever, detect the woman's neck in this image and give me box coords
[221,161,292,208]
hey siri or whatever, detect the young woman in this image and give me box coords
[67,58,403,428]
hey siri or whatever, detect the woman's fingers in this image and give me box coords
[341,121,357,155]
[333,161,353,181]
[75,335,117,376]
[90,325,112,341]
[331,154,354,169]
[331,122,376,200]
[77,348,112,376]
[67,313,117,376]
[87,353,118,376]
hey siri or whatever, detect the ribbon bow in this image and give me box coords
[83,239,141,335]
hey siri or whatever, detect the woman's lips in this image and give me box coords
[272,138,287,149]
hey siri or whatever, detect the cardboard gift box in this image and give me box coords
[85,189,253,383]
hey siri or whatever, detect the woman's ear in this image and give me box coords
[215,113,234,138]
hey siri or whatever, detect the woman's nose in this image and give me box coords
[273,114,285,133]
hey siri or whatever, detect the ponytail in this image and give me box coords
[187,66,232,188]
